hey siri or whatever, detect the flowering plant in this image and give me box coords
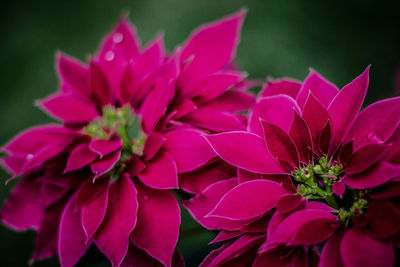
[1,9,399,267]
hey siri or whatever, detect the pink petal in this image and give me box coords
[89,61,112,107]
[164,129,216,172]
[126,156,146,176]
[289,110,313,163]
[119,63,137,105]
[301,92,330,154]
[131,182,180,267]
[369,181,400,199]
[133,36,164,83]
[56,52,90,96]
[65,144,98,173]
[261,120,299,169]
[367,200,400,238]
[89,138,123,158]
[249,95,300,137]
[120,244,161,267]
[94,174,138,267]
[178,10,245,88]
[91,150,121,180]
[276,194,307,215]
[201,90,255,113]
[207,234,264,266]
[96,19,141,92]
[31,198,66,263]
[98,19,140,62]
[0,177,44,231]
[328,66,370,153]
[205,131,285,174]
[58,195,91,267]
[140,76,174,133]
[3,125,75,154]
[143,133,165,161]
[345,96,400,150]
[76,178,109,209]
[183,72,245,101]
[268,209,337,245]
[345,143,389,174]
[332,181,346,196]
[182,178,253,230]
[343,161,400,189]
[208,180,285,220]
[210,231,243,244]
[38,93,99,123]
[183,109,246,132]
[179,161,235,194]
[138,151,178,190]
[319,231,345,267]
[340,228,394,267]
[296,69,339,109]
[169,99,197,120]
[260,78,302,99]
[82,179,110,240]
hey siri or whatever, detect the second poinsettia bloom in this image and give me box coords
[193,67,400,266]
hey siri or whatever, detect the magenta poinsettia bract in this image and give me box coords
[1,9,400,267]
[0,10,254,267]
[189,68,400,266]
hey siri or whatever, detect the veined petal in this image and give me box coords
[289,110,313,163]
[81,179,110,240]
[58,195,91,267]
[344,143,389,174]
[249,95,300,137]
[38,93,99,123]
[343,161,400,189]
[0,177,44,231]
[178,10,245,87]
[261,120,299,169]
[268,209,337,245]
[340,228,394,267]
[208,180,285,220]
[89,138,123,158]
[143,133,165,161]
[91,150,121,180]
[366,200,400,238]
[205,131,285,174]
[132,182,180,267]
[138,151,178,190]
[200,90,255,113]
[260,78,301,99]
[65,144,98,173]
[182,178,254,230]
[345,96,400,150]
[183,72,245,101]
[328,66,370,153]
[183,110,246,132]
[94,174,138,267]
[56,52,90,96]
[296,69,339,109]
[319,231,345,267]
[301,92,330,154]
[89,61,112,107]
[164,129,216,172]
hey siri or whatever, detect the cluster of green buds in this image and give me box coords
[293,157,343,209]
[84,105,145,155]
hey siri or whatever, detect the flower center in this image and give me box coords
[292,157,368,225]
[84,105,145,156]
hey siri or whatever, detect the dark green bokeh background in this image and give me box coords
[1,0,399,266]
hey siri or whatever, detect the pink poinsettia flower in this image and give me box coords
[189,67,400,266]
[1,11,253,267]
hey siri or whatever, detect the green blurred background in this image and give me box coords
[1,0,399,266]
